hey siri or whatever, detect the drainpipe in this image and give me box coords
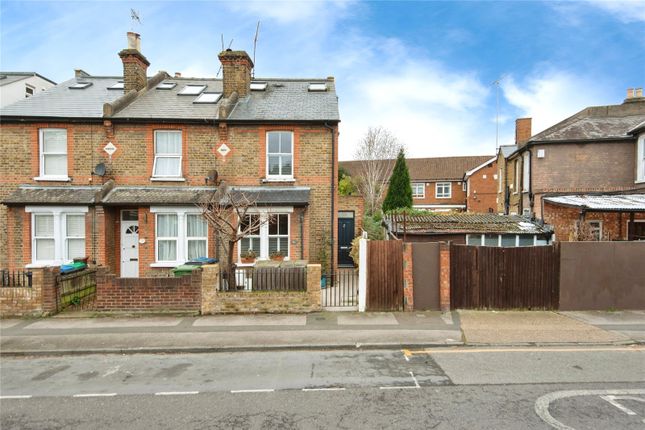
[323,122,336,270]
[299,211,304,259]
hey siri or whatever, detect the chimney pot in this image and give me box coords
[626,88,634,99]
[636,88,643,98]
[218,50,254,98]
[127,32,141,51]
[119,32,150,93]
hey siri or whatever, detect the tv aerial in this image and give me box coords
[130,9,142,30]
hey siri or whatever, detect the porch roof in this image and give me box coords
[543,194,645,212]
[101,186,311,206]
[2,185,103,205]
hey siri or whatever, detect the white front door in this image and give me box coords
[120,217,139,278]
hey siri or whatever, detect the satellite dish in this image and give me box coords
[207,169,218,184]
[93,163,106,176]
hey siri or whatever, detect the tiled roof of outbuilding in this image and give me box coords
[385,213,549,235]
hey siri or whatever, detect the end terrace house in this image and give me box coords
[0,32,340,277]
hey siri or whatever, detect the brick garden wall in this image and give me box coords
[402,243,414,311]
[94,267,202,312]
[0,267,58,317]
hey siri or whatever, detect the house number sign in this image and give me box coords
[103,142,117,157]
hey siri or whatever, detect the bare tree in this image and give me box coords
[354,126,403,214]
[198,181,266,289]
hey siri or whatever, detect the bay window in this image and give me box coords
[266,131,293,180]
[151,207,208,266]
[26,206,88,266]
[152,130,183,179]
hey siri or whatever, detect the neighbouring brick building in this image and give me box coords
[503,89,645,228]
[341,155,492,212]
[463,156,498,213]
[0,32,340,276]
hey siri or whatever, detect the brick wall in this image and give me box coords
[402,243,414,311]
[411,180,466,209]
[439,243,450,311]
[543,201,645,241]
[0,267,58,317]
[93,267,202,312]
[466,160,498,213]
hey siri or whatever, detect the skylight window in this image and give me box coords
[108,81,124,90]
[250,81,268,91]
[193,92,222,104]
[178,85,206,95]
[70,82,93,89]
[308,83,327,92]
[156,82,177,90]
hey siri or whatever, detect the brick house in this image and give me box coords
[0,32,340,276]
[340,155,492,212]
[500,90,645,241]
[463,156,498,213]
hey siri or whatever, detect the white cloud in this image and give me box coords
[502,70,614,136]
[585,0,645,23]
[223,0,355,24]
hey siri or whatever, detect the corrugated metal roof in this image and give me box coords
[385,213,549,235]
[544,194,645,211]
[340,155,493,182]
[2,185,103,205]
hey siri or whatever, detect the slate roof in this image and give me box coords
[340,155,493,182]
[385,213,549,235]
[499,145,517,158]
[0,76,123,118]
[0,75,339,122]
[0,72,56,86]
[544,194,645,212]
[2,186,103,205]
[101,186,310,206]
[528,100,645,143]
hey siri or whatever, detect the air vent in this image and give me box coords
[193,92,222,104]
[108,82,124,90]
[250,81,268,91]
[70,82,93,89]
[156,82,177,90]
[178,85,206,95]
[308,83,327,92]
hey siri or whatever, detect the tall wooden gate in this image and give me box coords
[451,244,559,310]
[367,240,403,311]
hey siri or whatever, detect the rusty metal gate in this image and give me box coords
[450,244,559,310]
[367,240,403,311]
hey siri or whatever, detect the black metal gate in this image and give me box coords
[321,269,358,308]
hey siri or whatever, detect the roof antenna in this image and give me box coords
[491,75,505,151]
[221,34,224,52]
[252,21,261,78]
[130,9,142,31]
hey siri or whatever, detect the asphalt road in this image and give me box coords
[1,346,644,429]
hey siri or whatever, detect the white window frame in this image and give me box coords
[150,207,207,267]
[266,131,294,181]
[587,220,603,241]
[435,182,452,199]
[237,207,293,263]
[36,128,69,181]
[522,152,530,192]
[64,214,86,261]
[637,134,645,183]
[466,233,539,247]
[411,183,425,199]
[152,130,183,180]
[25,206,88,267]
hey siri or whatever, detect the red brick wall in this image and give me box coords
[466,160,498,213]
[411,180,466,209]
[439,243,450,311]
[0,267,58,317]
[94,267,202,311]
[338,194,365,234]
[402,243,414,311]
[543,202,645,241]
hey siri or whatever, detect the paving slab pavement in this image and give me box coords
[458,311,631,345]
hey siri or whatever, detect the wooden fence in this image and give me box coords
[450,244,560,310]
[367,240,403,311]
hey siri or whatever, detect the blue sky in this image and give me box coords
[1,1,644,160]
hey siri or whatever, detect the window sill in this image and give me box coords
[33,176,71,182]
[26,262,59,268]
[150,262,182,268]
[262,178,296,183]
[436,196,452,199]
[635,179,645,184]
[150,177,186,182]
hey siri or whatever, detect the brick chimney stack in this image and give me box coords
[218,49,253,98]
[515,118,532,147]
[118,32,150,93]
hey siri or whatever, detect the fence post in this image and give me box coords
[439,242,451,312]
[358,238,368,312]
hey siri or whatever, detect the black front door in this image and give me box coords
[338,215,355,266]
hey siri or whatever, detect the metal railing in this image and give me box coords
[321,269,359,307]
[1,270,33,288]
[219,266,307,292]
